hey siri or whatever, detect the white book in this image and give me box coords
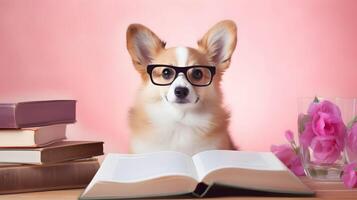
[80,150,313,199]
[0,124,66,147]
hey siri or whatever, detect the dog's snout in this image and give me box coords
[174,87,189,99]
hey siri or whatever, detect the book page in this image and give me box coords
[106,151,198,183]
[191,150,312,194]
[82,152,199,198]
[192,150,286,181]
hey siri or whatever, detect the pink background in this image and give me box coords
[1,0,357,153]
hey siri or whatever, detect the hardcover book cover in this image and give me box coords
[0,159,100,194]
[0,100,76,128]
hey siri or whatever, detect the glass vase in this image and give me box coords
[297,97,351,181]
[344,98,357,163]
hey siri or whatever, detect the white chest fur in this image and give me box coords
[131,101,223,155]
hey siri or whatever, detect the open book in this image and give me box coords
[80,151,314,199]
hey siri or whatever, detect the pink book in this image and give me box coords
[0,100,76,128]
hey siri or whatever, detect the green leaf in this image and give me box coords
[347,116,357,129]
[298,114,311,134]
[313,96,320,103]
[309,168,328,177]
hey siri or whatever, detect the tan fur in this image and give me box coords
[126,20,237,155]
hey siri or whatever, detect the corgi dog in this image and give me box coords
[126,20,237,155]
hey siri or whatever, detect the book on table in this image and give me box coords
[0,158,100,194]
[0,141,104,164]
[0,100,76,128]
[80,150,314,199]
[0,124,66,147]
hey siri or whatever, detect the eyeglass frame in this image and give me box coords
[146,64,216,87]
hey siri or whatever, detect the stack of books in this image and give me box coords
[0,100,103,194]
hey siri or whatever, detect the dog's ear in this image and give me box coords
[198,20,237,70]
[126,24,166,73]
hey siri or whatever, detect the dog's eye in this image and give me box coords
[162,68,174,80]
[192,69,203,80]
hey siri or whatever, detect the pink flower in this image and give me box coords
[271,144,305,176]
[347,123,357,153]
[299,100,346,164]
[309,100,345,137]
[310,136,343,164]
[285,130,294,143]
[342,162,357,188]
[311,112,343,136]
[308,100,342,120]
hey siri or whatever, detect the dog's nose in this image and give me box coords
[174,87,189,99]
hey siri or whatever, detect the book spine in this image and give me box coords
[16,100,77,128]
[0,160,99,194]
[41,142,104,164]
[0,104,17,128]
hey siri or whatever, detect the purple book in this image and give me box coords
[0,100,76,128]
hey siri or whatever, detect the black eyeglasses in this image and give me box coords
[147,64,216,87]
